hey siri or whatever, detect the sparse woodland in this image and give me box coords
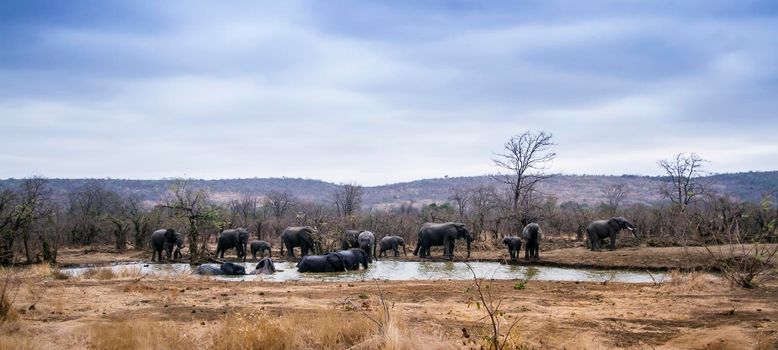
[0,132,774,285]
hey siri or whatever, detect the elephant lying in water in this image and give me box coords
[193,259,276,275]
[296,249,370,272]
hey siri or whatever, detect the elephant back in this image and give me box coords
[522,223,542,241]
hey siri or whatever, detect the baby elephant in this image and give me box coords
[502,236,522,261]
[249,240,272,260]
[379,236,407,257]
[252,257,276,274]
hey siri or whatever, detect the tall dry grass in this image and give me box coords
[88,319,199,350]
[80,266,143,280]
[211,311,375,350]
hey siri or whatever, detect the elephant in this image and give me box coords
[251,257,276,274]
[280,226,321,259]
[192,262,247,275]
[297,253,348,272]
[249,240,272,260]
[378,236,407,257]
[586,217,637,251]
[150,229,178,262]
[358,231,377,261]
[522,223,542,259]
[502,236,522,261]
[216,228,250,260]
[172,232,184,260]
[335,248,371,270]
[413,222,473,259]
[340,230,361,250]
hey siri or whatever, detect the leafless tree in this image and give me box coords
[602,183,628,214]
[469,185,499,239]
[449,186,471,222]
[67,180,113,245]
[333,183,363,217]
[229,195,259,228]
[163,180,213,262]
[657,152,707,211]
[125,194,153,249]
[493,130,556,233]
[15,177,53,263]
[265,191,293,221]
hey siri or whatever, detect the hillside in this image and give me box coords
[1,171,776,209]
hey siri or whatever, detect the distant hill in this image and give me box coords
[1,171,776,209]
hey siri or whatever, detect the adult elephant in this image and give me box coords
[502,236,522,261]
[297,253,347,272]
[193,262,247,276]
[216,228,249,260]
[522,223,542,259]
[249,240,272,260]
[586,217,637,251]
[335,249,371,270]
[150,229,178,262]
[379,236,407,257]
[413,222,473,259]
[280,226,320,259]
[251,257,276,274]
[358,231,376,261]
[172,232,184,260]
[340,230,361,250]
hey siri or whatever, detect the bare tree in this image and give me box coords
[15,177,53,263]
[229,195,259,228]
[265,191,293,221]
[658,152,707,211]
[602,183,628,214]
[333,183,363,217]
[449,186,471,222]
[469,185,499,239]
[493,131,556,233]
[163,180,213,263]
[67,180,113,245]
[126,194,153,249]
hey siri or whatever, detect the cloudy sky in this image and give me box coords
[1,1,777,185]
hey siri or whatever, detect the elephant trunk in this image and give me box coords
[466,240,471,259]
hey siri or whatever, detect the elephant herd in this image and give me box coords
[153,217,639,273]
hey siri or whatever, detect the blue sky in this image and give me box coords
[1,1,777,185]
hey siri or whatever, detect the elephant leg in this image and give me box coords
[610,235,617,250]
[535,242,540,259]
[286,242,295,258]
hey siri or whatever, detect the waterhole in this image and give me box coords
[63,260,665,283]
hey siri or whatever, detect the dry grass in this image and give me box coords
[88,319,199,350]
[80,266,143,280]
[212,311,375,350]
[661,270,727,293]
[0,332,38,350]
[0,268,19,325]
[354,309,451,350]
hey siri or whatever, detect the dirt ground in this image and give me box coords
[1,245,776,349]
